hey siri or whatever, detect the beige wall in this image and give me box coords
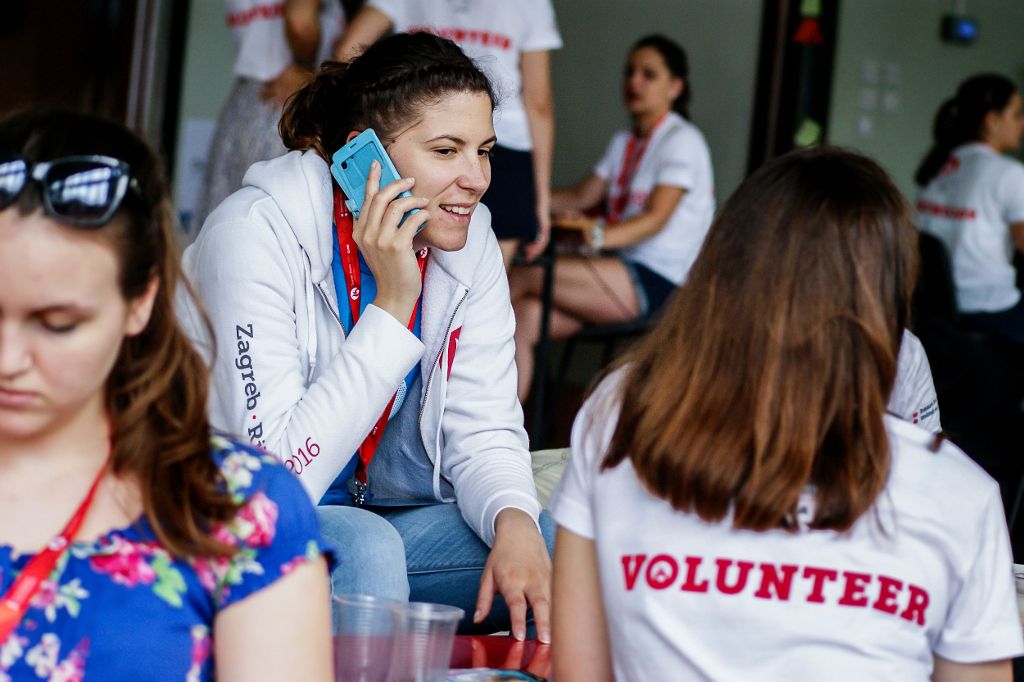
[828,1,1024,199]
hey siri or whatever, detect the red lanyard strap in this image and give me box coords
[332,187,428,491]
[607,112,668,225]
[0,455,109,644]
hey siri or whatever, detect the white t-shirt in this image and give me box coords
[226,0,344,81]
[367,0,562,151]
[891,330,941,432]
[917,142,1024,313]
[550,371,1022,682]
[594,112,715,285]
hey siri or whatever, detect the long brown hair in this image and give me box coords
[601,147,918,532]
[279,31,495,161]
[0,110,238,558]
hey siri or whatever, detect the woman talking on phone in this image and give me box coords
[0,110,331,680]
[179,32,553,641]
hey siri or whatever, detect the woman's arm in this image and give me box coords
[599,184,686,249]
[334,5,393,62]
[551,173,608,215]
[932,656,1011,682]
[552,526,614,682]
[284,0,321,65]
[214,558,333,681]
[474,508,552,643]
[1010,221,1024,253]
[521,49,556,261]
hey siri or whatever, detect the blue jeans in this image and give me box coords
[316,504,555,634]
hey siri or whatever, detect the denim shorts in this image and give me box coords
[618,257,677,319]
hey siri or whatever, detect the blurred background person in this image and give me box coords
[510,34,714,401]
[189,0,344,239]
[916,72,1024,345]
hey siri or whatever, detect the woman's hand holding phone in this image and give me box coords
[353,160,432,325]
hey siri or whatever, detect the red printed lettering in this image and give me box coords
[621,554,647,591]
[226,2,284,28]
[645,555,679,590]
[803,566,838,603]
[900,584,929,626]
[838,571,872,607]
[680,556,709,593]
[714,559,754,595]
[872,575,903,615]
[754,563,798,600]
[916,199,976,221]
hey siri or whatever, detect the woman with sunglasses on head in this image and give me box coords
[179,32,553,642]
[0,111,332,679]
[917,73,1024,345]
[550,148,1023,681]
[508,34,715,400]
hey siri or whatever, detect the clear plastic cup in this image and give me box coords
[387,602,465,682]
[334,594,403,682]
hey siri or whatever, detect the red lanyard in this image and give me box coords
[608,112,668,224]
[0,454,109,644]
[333,187,428,493]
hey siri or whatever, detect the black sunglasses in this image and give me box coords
[0,155,140,226]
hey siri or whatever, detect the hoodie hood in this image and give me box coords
[243,150,335,283]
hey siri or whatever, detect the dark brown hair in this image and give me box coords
[280,31,495,160]
[601,147,917,533]
[0,109,238,558]
[915,73,1017,186]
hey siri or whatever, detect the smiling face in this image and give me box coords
[0,209,156,444]
[383,90,495,252]
[623,46,684,120]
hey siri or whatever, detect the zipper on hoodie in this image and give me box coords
[417,286,468,446]
[315,281,344,332]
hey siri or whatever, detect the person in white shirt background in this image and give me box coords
[177,32,553,643]
[335,0,562,269]
[509,34,715,401]
[190,0,344,239]
[916,73,1024,345]
[550,147,1022,682]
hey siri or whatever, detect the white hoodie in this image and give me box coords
[177,150,540,546]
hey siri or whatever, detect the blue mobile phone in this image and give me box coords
[329,128,421,231]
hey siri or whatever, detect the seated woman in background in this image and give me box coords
[551,148,1022,681]
[509,33,715,401]
[917,73,1024,344]
[0,110,331,680]
[178,32,552,642]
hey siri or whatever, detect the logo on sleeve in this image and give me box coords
[235,323,264,447]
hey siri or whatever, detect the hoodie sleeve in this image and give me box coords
[439,208,542,546]
[179,209,424,503]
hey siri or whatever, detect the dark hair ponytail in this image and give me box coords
[280,31,495,160]
[915,73,1017,186]
[632,34,691,119]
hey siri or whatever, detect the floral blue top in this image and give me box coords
[0,436,330,681]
